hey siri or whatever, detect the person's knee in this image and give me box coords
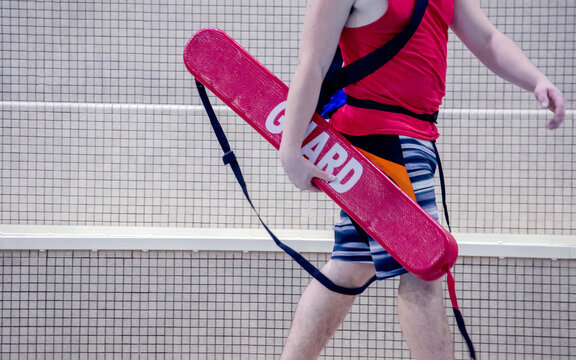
[321,260,376,288]
[398,273,443,305]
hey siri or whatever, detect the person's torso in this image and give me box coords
[330,0,454,140]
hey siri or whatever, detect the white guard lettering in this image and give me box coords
[265,101,287,134]
[304,121,317,138]
[301,132,330,164]
[264,101,362,193]
[317,143,348,174]
[330,158,363,193]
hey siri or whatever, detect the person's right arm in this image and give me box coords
[279,0,355,192]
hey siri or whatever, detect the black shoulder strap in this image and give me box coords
[316,0,429,113]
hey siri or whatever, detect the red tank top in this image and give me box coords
[330,0,454,140]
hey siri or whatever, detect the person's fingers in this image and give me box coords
[546,88,566,130]
[535,86,566,130]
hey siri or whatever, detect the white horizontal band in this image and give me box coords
[1,101,573,117]
[1,225,574,259]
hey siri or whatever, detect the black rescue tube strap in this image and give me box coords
[431,141,451,232]
[196,80,376,296]
[434,144,475,358]
[447,269,477,359]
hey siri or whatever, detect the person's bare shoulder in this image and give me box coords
[345,0,389,28]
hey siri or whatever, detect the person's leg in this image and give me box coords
[397,273,454,360]
[280,260,376,360]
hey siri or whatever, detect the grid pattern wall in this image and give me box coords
[1,1,575,234]
[1,250,574,360]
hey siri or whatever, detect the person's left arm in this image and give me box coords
[450,0,566,130]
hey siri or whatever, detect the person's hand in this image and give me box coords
[279,148,336,192]
[534,80,566,130]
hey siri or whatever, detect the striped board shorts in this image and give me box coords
[332,134,440,280]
